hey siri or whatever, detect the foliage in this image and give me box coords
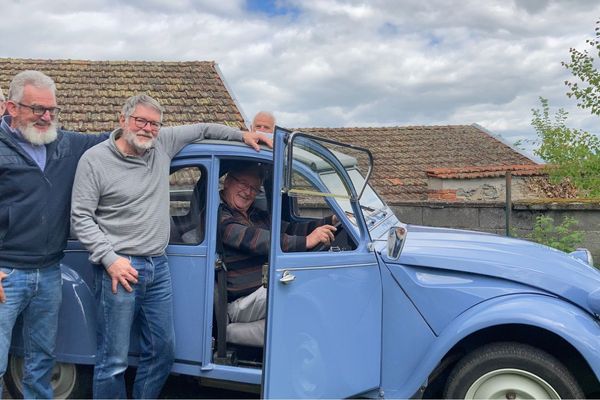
[563,19,600,116]
[526,215,583,253]
[531,97,600,197]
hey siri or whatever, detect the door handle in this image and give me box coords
[279,270,295,284]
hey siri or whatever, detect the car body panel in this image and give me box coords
[262,129,382,398]
[380,291,600,398]
[381,225,600,317]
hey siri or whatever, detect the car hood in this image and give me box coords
[381,225,600,314]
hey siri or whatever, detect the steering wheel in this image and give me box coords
[309,220,344,252]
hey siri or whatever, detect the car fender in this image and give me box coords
[382,293,600,398]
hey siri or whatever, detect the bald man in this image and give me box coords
[251,111,276,133]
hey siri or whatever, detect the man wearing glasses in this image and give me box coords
[0,70,110,399]
[218,164,337,346]
[70,94,272,399]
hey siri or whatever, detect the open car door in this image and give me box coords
[262,128,383,398]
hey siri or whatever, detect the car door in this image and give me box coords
[165,159,213,369]
[262,129,383,398]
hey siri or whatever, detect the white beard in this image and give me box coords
[20,121,58,145]
[123,128,155,153]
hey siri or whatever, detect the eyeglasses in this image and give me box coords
[230,175,263,195]
[129,116,163,131]
[17,102,61,117]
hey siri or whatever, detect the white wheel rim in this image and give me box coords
[465,368,561,399]
[9,357,77,399]
[51,362,77,399]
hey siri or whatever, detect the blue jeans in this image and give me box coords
[93,255,175,399]
[0,264,62,399]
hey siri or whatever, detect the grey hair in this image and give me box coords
[228,163,266,183]
[121,94,164,120]
[252,111,276,125]
[8,70,56,102]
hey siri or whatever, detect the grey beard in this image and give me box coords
[21,121,58,145]
[123,129,154,153]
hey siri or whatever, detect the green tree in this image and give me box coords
[563,19,600,116]
[531,97,600,197]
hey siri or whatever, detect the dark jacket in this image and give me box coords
[0,120,106,269]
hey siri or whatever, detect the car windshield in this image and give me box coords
[287,133,390,231]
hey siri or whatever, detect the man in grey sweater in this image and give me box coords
[70,94,271,399]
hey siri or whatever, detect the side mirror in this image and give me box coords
[387,225,407,260]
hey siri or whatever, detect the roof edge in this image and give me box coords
[214,63,248,130]
[471,123,542,164]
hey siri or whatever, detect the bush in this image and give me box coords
[531,98,600,198]
[526,215,583,253]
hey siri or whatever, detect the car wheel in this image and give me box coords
[444,342,584,399]
[5,355,92,399]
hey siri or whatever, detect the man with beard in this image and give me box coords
[0,70,108,398]
[70,94,272,399]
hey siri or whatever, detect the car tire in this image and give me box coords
[444,342,584,399]
[5,355,93,399]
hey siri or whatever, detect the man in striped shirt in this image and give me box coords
[218,164,337,345]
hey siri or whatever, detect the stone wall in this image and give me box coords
[391,201,600,263]
[427,176,535,202]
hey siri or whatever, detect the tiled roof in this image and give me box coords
[427,164,546,179]
[0,58,246,133]
[297,126,538,202]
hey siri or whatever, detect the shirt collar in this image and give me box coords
[1,115,29,144]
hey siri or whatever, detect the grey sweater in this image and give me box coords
[71,123,242,268]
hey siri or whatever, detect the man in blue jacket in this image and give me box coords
[0,70,108,399]
[0,71,270,398]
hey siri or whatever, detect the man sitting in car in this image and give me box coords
[218,163,337,346]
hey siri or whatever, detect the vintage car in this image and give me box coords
[6,127,600,399]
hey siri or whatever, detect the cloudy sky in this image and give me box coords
[2,0,600,158]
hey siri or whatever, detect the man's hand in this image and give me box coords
[106,257,139,294]
[306,224,337,249]
[242,131,273,151]
[0,271,6,303]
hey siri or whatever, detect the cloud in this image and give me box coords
[2,0,599,158]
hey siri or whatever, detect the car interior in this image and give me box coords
[168,158,357,369]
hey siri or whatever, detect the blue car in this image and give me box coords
[6,128,600,399]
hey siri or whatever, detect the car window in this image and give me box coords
[169,166,206,245]
[284,170,356,252]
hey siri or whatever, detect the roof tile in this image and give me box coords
[0,58,246,133]
[297,126,539,201]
